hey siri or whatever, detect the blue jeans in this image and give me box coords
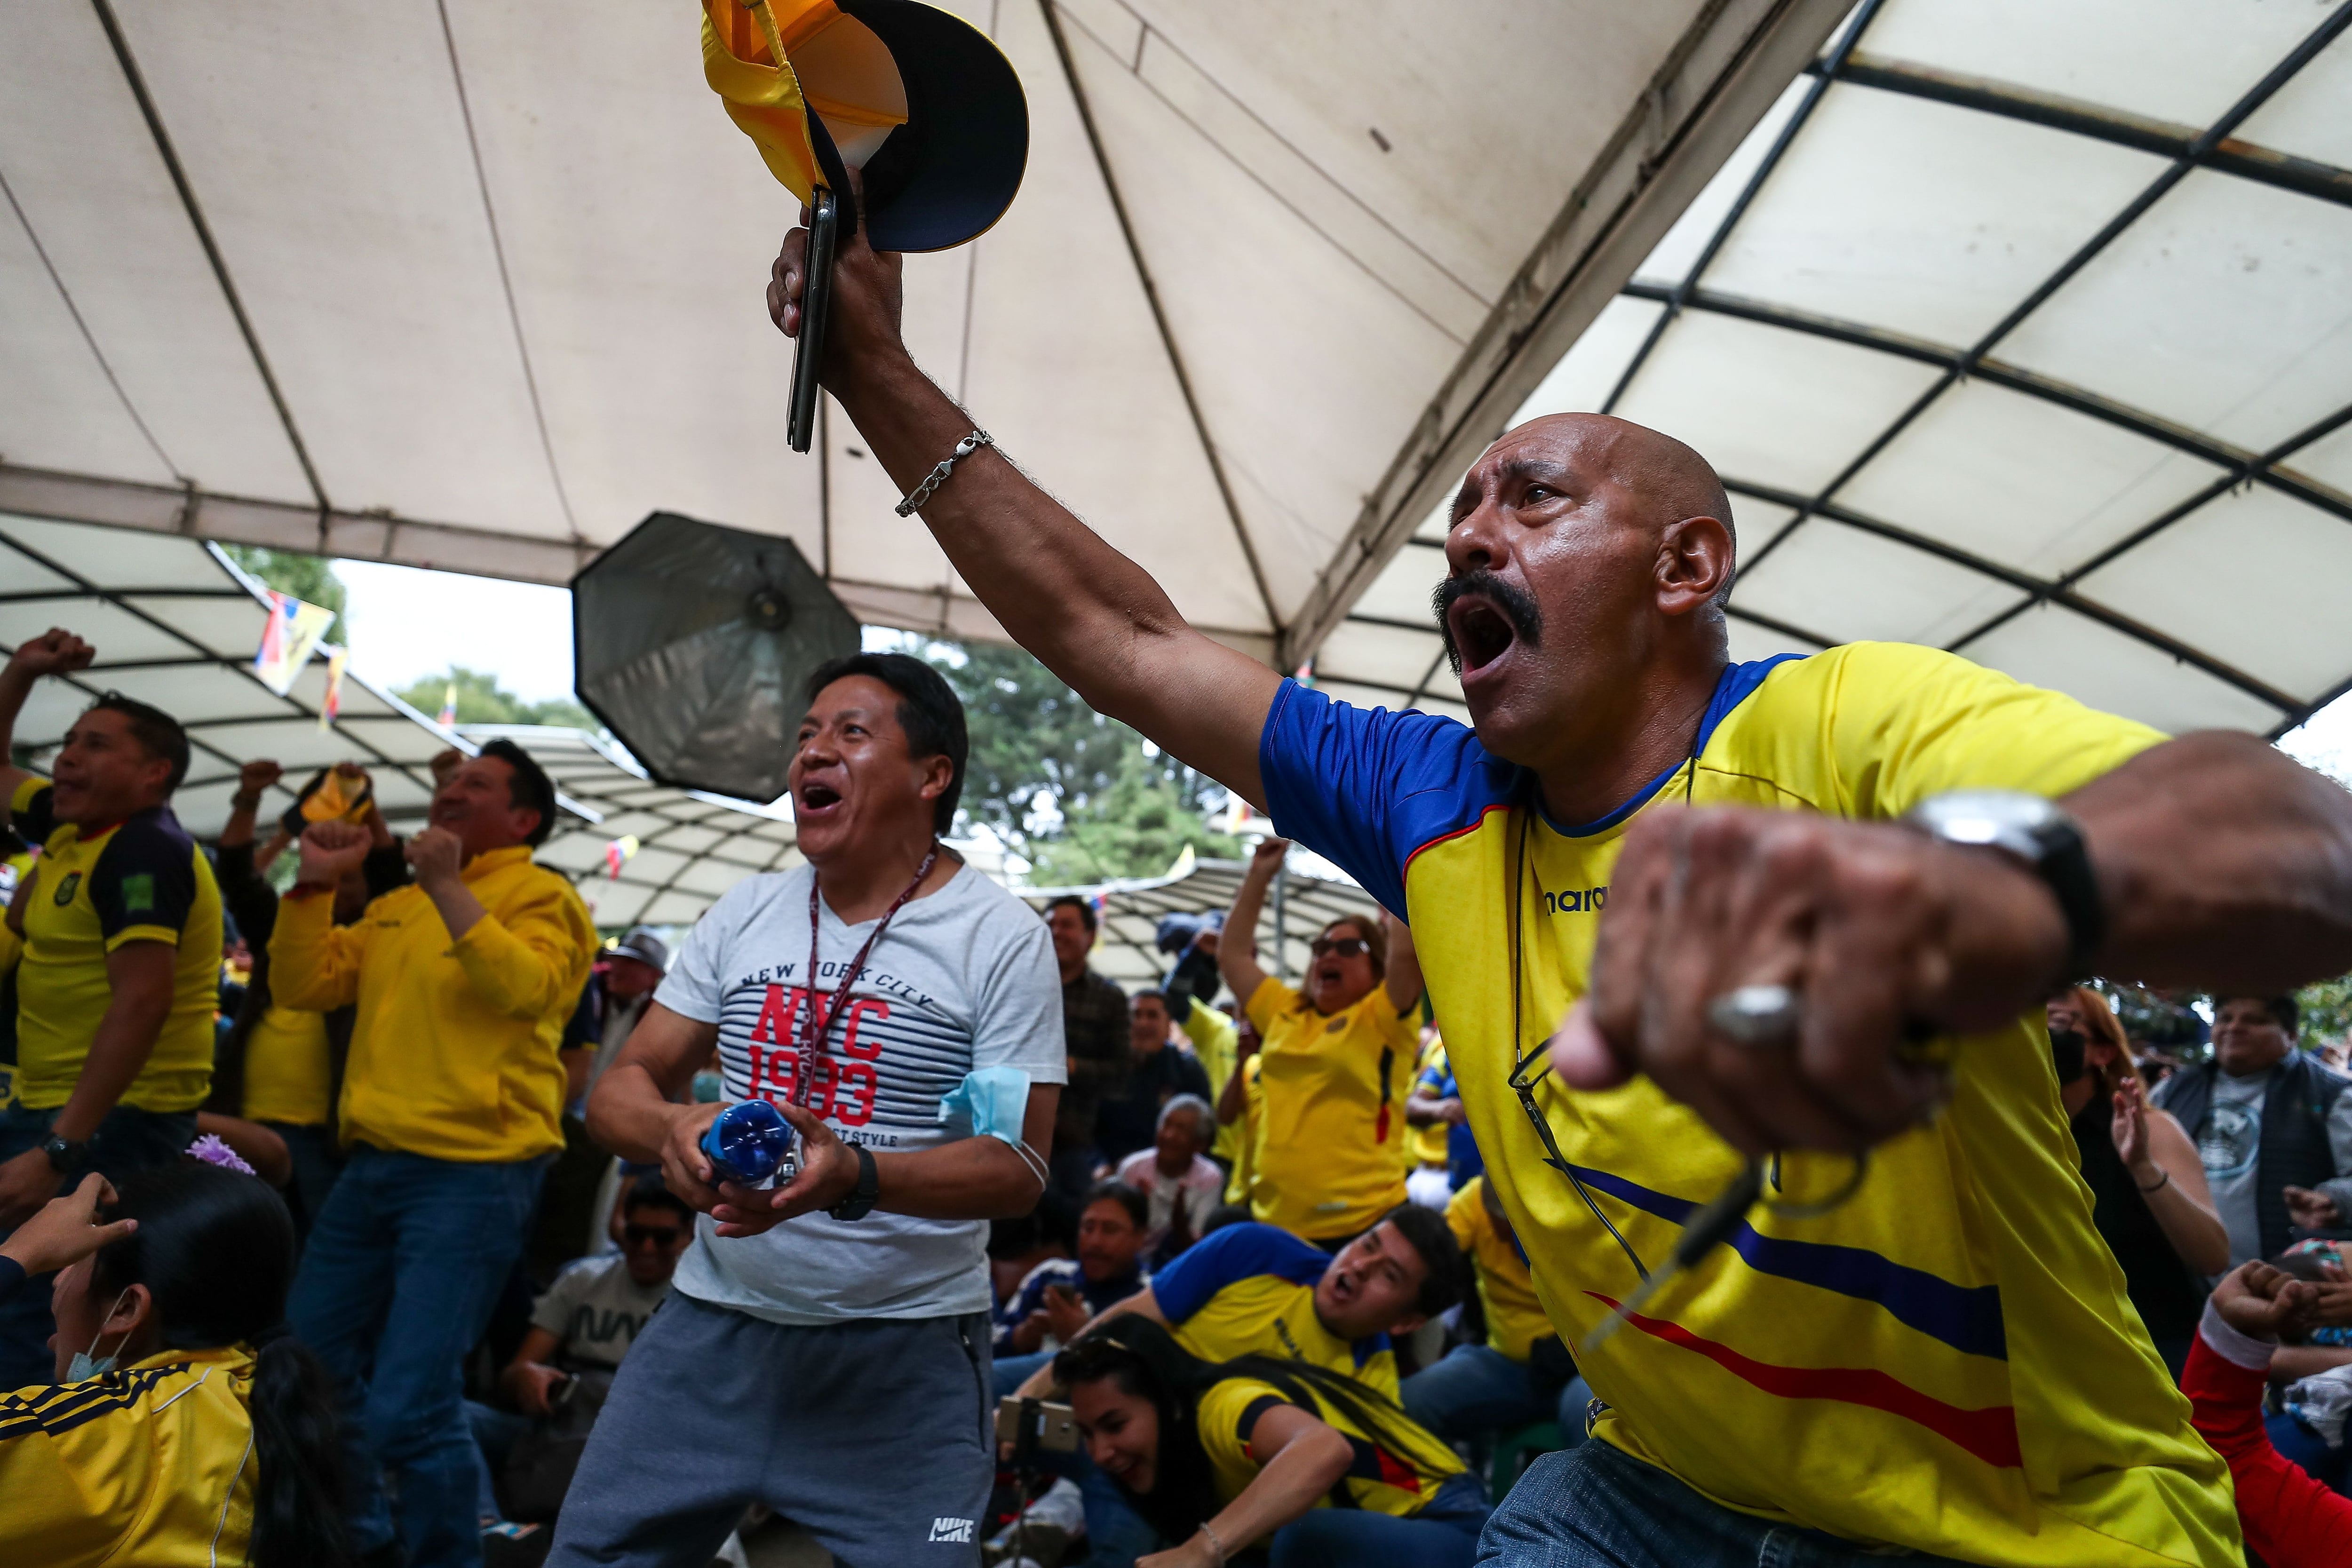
[1401,1342,1592,1446]
[0,1102,196,1388]
[995,1348,1161,1568]
[1478,1441,1976,1567]
[292,1146,548,1568]
[467,1398,533,1522]
[261,1120,344,1248]
[1271,1471,1488,1568]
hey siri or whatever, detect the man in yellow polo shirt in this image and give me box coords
[274,738,593,1568]
[1218,839,1422,1247]
[789,218,2352,1563]
[0,628,222,1389]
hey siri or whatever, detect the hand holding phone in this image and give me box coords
[787,187,840,454]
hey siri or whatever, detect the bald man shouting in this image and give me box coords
[769,215,2352,1566]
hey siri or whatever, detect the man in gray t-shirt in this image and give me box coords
[551,656,1065,1568]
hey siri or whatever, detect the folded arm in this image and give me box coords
[443,879,593,1022]
[777,218,1281,806]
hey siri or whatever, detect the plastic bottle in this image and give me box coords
[699,1098,799,1186]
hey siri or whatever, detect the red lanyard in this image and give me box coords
[796,844,939,1102]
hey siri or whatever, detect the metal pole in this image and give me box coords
[1272,858,1288,983]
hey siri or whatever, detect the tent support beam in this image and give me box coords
[1276,0,1857,672]
[87,0,330,521]
[1037,0,1282,650]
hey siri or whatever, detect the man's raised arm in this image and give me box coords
[770,214,1281,807]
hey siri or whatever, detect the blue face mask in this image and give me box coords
[68,1288,133,1382]
[691,1072,726,1104]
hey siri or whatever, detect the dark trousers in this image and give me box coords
[292,1146,548,1568]
[0,1103,195,1387]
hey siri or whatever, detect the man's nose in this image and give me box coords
[1443,494,1508,578]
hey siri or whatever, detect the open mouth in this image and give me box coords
[797,782,842,813]
[1315,962,1345,988]
[1446,596,1518,675]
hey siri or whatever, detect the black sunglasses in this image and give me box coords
[1310,936,1372,960]
[623,1224,684,1249]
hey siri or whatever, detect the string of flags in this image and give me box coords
[252,590,335,696]
[605,835,642,878]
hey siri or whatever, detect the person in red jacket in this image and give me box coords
[2181,1259,2352,1567]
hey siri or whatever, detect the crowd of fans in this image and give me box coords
[5,618,2352,1568]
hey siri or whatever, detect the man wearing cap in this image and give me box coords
[768,217,2352,1564]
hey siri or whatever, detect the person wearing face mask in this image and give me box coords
[1054,1315,1488,1568]
[1219,840,1423,1248]
[0,1159,350,1568]
[2046,996,2224,1378]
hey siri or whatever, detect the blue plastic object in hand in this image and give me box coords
[700,1099,798,1186]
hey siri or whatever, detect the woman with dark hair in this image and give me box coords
[1052,1315,1488,1568]
[0,1160,350,1568]
[2048,987,2227,1376]
[1220,839,1424,1248]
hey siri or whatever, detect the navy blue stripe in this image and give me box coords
[1539,654,1805,838]
[1568,1163,2007,1361]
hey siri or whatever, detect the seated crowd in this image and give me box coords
[6,622,2352,1568]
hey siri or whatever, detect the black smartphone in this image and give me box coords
[787,186,840,455]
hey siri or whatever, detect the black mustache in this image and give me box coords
[1432,571,1544,675]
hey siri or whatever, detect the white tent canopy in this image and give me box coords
[1321,0,2352,737]
[0,0,1846,664]
[0,512,457,837]
[458,723,802,928]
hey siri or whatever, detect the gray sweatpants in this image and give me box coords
[547,1291,995,1568]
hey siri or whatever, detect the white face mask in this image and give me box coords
[67,1287,134,1382]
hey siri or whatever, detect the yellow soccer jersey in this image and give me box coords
[0,1346,258,1567]
[1243,975,1415,1242]
[1150,1221,1400,1400]
[1256,644,2234,1566]
[1409,1038,1451,1169]
[1224,1051,1263,1206]
[240,1004,333,1127]
[1196,1372,1462,1521]
[1448,1177,1551,1364]
[10,781,220,1113]
[1184,998,1246,1169]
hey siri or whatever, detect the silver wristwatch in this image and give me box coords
[1907,791,2104,979]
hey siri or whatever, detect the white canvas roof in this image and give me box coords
[1316,0,2352,737]
[0,0,1847,664]
[1020,853,1383,990]
[0,511,459,837]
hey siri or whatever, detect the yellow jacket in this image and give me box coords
[271,845,594,1162]
[0,1347,257,1567]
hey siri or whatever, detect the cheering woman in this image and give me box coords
[1052,1315,1489,1568]
[0,1156,350,1568]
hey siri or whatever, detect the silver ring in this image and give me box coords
[1707,983,1802,1046]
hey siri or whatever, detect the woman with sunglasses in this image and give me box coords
[1220,840,1423,1250]
[1055,1314,1488,1568]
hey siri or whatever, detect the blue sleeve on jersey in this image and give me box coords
[1256,680,1513,916]
[15,784,56,848]
[1150,1222,1330,1324]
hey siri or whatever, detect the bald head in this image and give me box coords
[1434,412,1741,774]
[1500,414,1735,597]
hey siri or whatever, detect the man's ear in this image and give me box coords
[1657,515,1734,616]
[1389,1312,1428,1338]
[917,753,955,807]
[111,1283,155,1339]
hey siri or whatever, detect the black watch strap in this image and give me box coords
[42,1136,91,1177]
[2026,814,2105,982]
[1910,792,2105,982]
[828,1142,880,1221]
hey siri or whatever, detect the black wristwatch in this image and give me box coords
[1908,791,2105,980]
[828,1142,880,1221]
[41,1135,92,1177]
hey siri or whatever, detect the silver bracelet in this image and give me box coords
[894,428,993,517]
[1196,1521,1228,1567]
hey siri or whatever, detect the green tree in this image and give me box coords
[218,544,346,631]
[923,640,1240,883]
[394,666,595,730]
[2297,974,2352,1052]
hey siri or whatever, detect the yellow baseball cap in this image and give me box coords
[702,0,1027,252]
